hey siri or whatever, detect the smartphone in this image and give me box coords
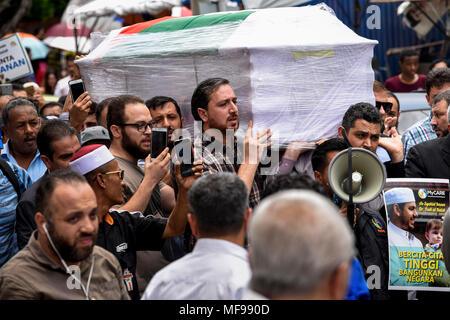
[174,138,195,177]
[151,127,168,159]
[69,79,86,103]
[0,84,13,96]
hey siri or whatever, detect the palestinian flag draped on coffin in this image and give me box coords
[78,4,378,145]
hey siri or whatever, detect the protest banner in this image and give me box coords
[0,33,33,82]
[383,178,450,291]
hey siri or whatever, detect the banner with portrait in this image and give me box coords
[383,178,450,291]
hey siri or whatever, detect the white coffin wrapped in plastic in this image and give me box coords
[77,3,378,146]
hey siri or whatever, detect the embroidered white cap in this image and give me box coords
[70,144,114,175]
[384,187,415,205]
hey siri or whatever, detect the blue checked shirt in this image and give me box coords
[401,112,437,163]
[195,134,264,209]
[0,161,32,267]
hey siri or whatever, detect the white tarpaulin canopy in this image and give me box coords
[77,4,378,148]
[242,0,313,9]
[73,0,181,19]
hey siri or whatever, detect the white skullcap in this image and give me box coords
[384,187,415,205]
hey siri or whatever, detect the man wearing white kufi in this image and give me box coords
[385,187,422,248]
[385,187,426,292]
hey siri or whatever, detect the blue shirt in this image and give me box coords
[346,258,370,300]
[1,141,47,183]
[0,161,32,267]
[401,112,437,163]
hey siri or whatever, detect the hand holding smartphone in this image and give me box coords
[174,138,195,177]
[151,127,168,159]
[68,79,86,103]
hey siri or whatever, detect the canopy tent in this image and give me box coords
[241,0,313,9]
[73,0,181,19]
[77,4,377,146]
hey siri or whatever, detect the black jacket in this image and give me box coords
[15,174,47,249]
[96,210,166,300]
[405,134,450,179]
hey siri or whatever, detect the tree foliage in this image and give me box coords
[0,0,70,37]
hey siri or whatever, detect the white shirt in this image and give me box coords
[53,75,71,97]
[388,221,423,248]
[141,238,251,300]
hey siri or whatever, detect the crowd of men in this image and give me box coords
[0,52,449,301]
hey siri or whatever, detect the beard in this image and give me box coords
[121,128,150,160]
[47,222,96,263]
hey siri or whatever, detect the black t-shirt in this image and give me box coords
[96,210,166,300]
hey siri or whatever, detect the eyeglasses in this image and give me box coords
[103,170,124,180]
[375,101,393,114]
[119,121,155,132]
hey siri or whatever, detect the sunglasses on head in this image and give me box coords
[375,101,393,113]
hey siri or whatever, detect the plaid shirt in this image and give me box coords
[195,133,264,209]
[401,112,437,163]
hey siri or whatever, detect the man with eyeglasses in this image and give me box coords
[106,94,180,295]
[69,144,202,299]
[405,90,450,179]
[1,97,46,182]
[402,68,450,162]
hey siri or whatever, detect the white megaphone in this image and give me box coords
[328,147,387,225]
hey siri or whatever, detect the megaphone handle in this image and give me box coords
[347,147,354,227]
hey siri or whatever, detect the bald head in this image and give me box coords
[249,190,355,299]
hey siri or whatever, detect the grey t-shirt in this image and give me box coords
[115,156,165,217]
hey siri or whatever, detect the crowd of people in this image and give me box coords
[0,49,449,301]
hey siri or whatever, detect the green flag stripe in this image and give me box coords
[138,10,254,33]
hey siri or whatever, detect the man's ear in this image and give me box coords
[328,261,350,300]
[187,213,199,239]
[425,93,431,106]
[35,212,47,235]
[314,170,323,184]
[95,173,107,189]
[393,204,402,217]
[197,108,208,123]
[40,155,52,170]
[110,124,122,140]
[337,126,345,138]
[181,117,184,128]
[242,208,252,233]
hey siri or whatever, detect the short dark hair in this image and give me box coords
[106,95,144,139]
[426,68,450,96]
[96,97,115,124]
[145,96,182,120]
[2,97,38,128]
[262,173,328,200]
[426,219,442,233]
[386,203,406,219]
[65,55,75,63]
[429,58,448,71]
[40,102,63,117]
[37,119,77,160]
[188,173,248,236]
[341,102,382,132]
[373,80,387,94]
[386,91,400,110]
[399,49,419,63]
[35,169,88,222]
[311,138,348,173]
[191,78,229,121]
